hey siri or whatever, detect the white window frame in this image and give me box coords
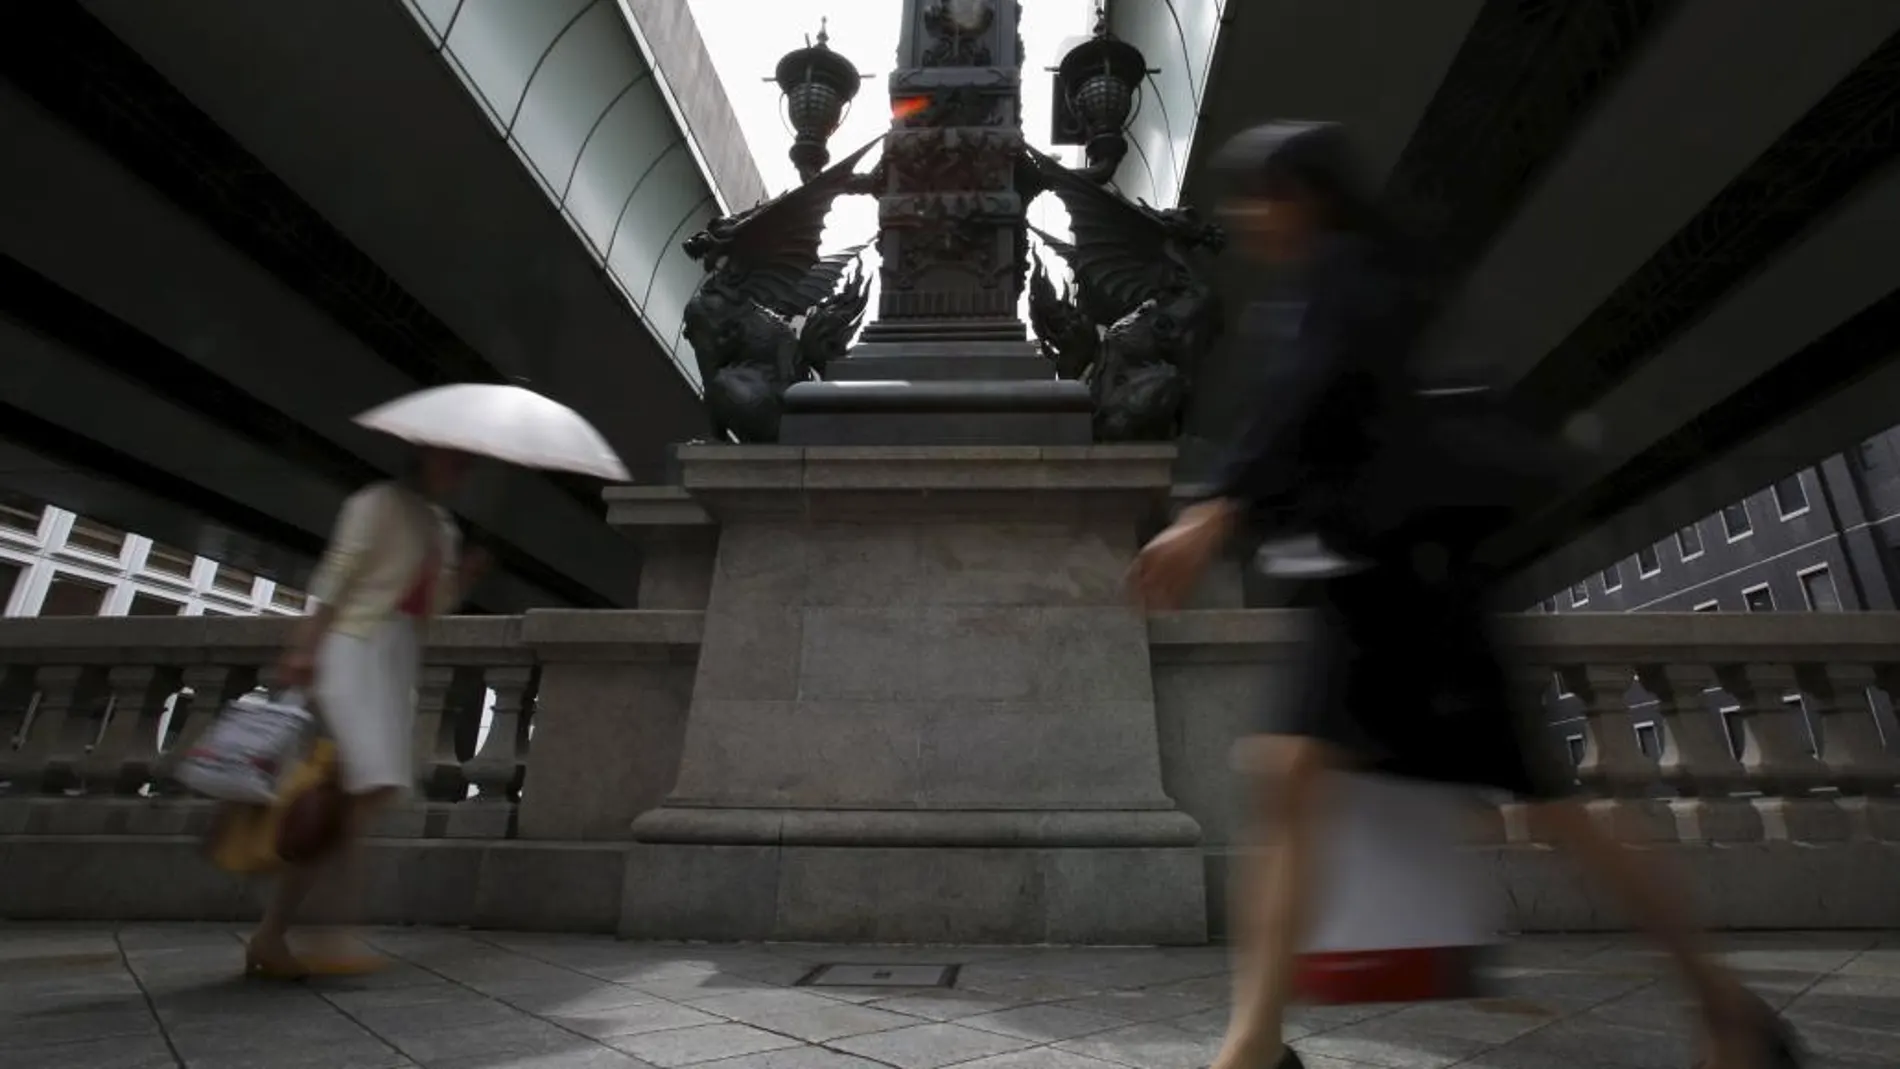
[1563,733,1586,770]
[1693,599,1720,613]
[1721,501,1754,542]
[1600,562,1622,593]
[1636,544,1662,578]
[1741,582,1774,613]
[1569,582,1589,608]
[1773,475,1810,520]
[1797,563,1840,612]
[1632,719,1662,759]
[1676,523,1705,561]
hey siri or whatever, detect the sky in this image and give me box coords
[685,0,1095,311]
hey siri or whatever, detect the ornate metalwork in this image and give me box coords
[680,143,877,443]
[920,0,996,67]
[709,0,1199,442]
[1022,149,1226,441]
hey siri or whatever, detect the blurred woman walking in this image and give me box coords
[1129,122,1801,1069]
[246,447,487,978]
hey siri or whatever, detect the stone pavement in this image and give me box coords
[1,926,1896,1069]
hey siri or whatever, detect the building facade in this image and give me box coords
[1540,429,1900,616]
[0,490,306,620]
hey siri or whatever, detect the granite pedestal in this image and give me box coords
[617,444,1207,944]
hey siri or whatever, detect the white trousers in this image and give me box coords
[314,618,420,794]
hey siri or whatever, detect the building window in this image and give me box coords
[0,559,21,612]
[1773,475,1809,518]
[39,573,109,616]
[212,564,256,597]
[270,585,307,612]
[63,518,128,561]
[1800,566,1842,612]
[143,543,197,581]
[0,490,44,538]
[1564,734,1585,769]
[1742,583,1775,613]
[1721,501,1753,541]
[1693,599,1720,613]
[1633,721,1662,759]
[1785,694,1820,757]
[1636,544,1661,577]
[1541,597,1557,614]
[1569,582,1589,607]
[1718,705,1743,760]
[1600,563,1622,593]
[1677,522,1704,560]
[127,592,185,616]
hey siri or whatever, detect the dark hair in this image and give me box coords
[1211,121,1388,236]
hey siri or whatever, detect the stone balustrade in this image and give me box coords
[3,607,1898,933]
[1151,608,1900,933]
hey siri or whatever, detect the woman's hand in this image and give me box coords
[1128,499,1239,612]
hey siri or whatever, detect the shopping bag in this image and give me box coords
[176,688,313,804]
[1294,772,1501,1004]
[276,744,347,864]
[205,740,338,874]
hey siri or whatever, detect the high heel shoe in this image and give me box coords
[243,940,309,981]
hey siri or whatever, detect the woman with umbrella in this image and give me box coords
[245,384,628,979]
[1128,123,1800,1069]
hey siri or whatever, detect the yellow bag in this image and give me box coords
[206,740,337,875]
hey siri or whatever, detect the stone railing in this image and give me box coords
[1150,609,1900,932]
[6,608,1899,932]
[0,612,701,926]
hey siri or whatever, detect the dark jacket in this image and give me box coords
[1210,234,1578,561]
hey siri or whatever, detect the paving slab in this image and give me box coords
[0,925,1893,1067]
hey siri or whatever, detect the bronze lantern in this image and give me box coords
[1053,7,1152,173]
[774,20,864,183]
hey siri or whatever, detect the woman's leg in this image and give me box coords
[1529,800,1769,1065]
[1215,735,1338,1069]
[303,787,398,960]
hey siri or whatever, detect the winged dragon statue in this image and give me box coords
[1023,148,1226,441]
[681,141,878,442]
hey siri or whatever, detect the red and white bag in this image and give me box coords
[175,689,313,804]
[1294,773,1501,1004]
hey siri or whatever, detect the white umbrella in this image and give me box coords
[353,383,631,481]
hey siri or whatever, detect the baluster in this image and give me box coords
[78,665,174,796]
[465,666,533,804]
[410,665,463,801]
[0,665,43,787]
[1559,663,1671,841]
[1715,662,1841,841]
[14,666,91,794]
[152,664,249,791]
[1814,664,1900,842]
[1637,663,1759,843]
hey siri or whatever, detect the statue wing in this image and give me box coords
[705,139,879,318]
[798,250,872,375]
[1025,147,1182,325]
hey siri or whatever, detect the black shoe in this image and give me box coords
[1695,993,1804,1069]
[1277,1048,1304,1069]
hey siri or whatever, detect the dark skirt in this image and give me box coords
[1266,521,1571,802]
